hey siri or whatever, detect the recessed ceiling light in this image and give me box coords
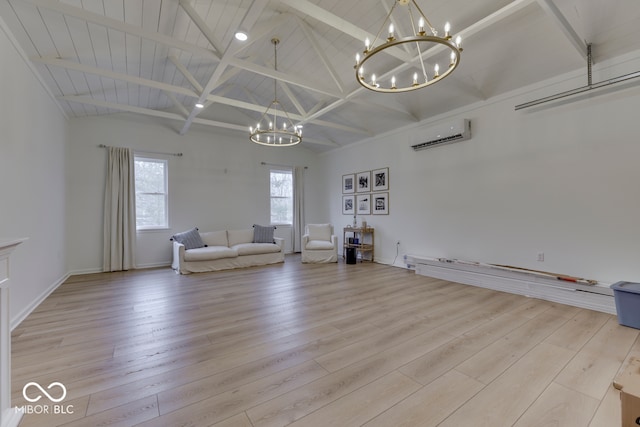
[235,31,248,42]
[195,103,204,109]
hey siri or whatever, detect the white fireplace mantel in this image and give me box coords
[0,238,26,427]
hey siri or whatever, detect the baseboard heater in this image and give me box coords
[404,255,616,315]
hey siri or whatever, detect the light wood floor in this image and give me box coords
[11,254,639,427]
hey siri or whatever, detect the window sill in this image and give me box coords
[137,227,170,233]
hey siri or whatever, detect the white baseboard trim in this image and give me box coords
[135,262,171,269]
[406,255,616,315]
[11,263,173,330]
[11,272,70,331]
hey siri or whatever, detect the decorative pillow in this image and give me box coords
[307,224,332,242]
[253,224,276,243]
[171,227,204,250]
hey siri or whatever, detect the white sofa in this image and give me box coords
[172,228,284,274]
[301,224,338,263]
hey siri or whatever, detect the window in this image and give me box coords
[135,157,168,229]
[270,169,293,225]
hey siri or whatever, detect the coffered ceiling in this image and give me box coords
[1,0,639,151]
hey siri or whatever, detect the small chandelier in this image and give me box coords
[250,38,302,147]
[355,0,463,93]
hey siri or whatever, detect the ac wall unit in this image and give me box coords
[409,119,471,151]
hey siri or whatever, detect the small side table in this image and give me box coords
[343,227,374,262]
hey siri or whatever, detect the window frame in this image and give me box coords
[269,168,293,226]
[134,156,169,231]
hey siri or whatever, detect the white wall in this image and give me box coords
[321,52,640,285]
[0,19,68,327]
[66,114,322,272]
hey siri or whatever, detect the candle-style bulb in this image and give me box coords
[418,17,425,34]
[249,126,253,133]
[371,74,376,86]
[413,72,418,85]
[355,53,360,65]
[434,63,440,77]
[450,51,456,65]
[444,22,451,38]
[391,75,396,89]
[456,35,462,49]
[388,23,394,39]
[359,66,364,79]
[365,37,370,51]
[269,121,273,130]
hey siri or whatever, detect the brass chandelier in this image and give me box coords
[250,38,302,147]
[355,0,463,93]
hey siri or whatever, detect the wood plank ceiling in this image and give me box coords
[1,0,640,151]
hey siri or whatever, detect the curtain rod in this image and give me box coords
[98,144,183,157]
[261,161,307,169]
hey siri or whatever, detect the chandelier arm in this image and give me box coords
[410,0,436,35]
[407,5,429,81]
[371,0,398,48]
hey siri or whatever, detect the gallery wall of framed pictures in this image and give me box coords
[342,167,389,215]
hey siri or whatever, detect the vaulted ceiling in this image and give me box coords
[2,0,640,152]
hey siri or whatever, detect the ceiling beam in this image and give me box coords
[33,56,199,98]
[164,91,190,117]
[294,16,344,94]
[278,82,307,116]
[536,0,589,62]
[178,0,223,55]
[179,0,271,135]
[278,0,414,63]
[33,55,367,136]
[18,0,219,60]
[59,95,247,131]
[168,55,203,92]
[227,57,343,98]
[61,95,338,147]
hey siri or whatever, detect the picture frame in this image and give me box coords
[356,194,371,215]
[356,171,370,193]
[372,167,389,191]
[342,195,355,215]
[342,173,355,194]
[372,192,389,215]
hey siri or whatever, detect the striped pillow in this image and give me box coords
[171,227,204,250]
[253,224,276,243]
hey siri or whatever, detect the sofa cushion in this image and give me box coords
[172,227,204,250]
[232,243,281,256]
[306,240,335,250]
[183,246,237,262]
[307,224,332,242]
[228,229,254,246]
[253,224,275,243]
[200,230,228,247]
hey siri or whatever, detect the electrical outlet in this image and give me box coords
[537,252,544,262]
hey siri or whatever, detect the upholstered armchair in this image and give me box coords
[301,224,338,263]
